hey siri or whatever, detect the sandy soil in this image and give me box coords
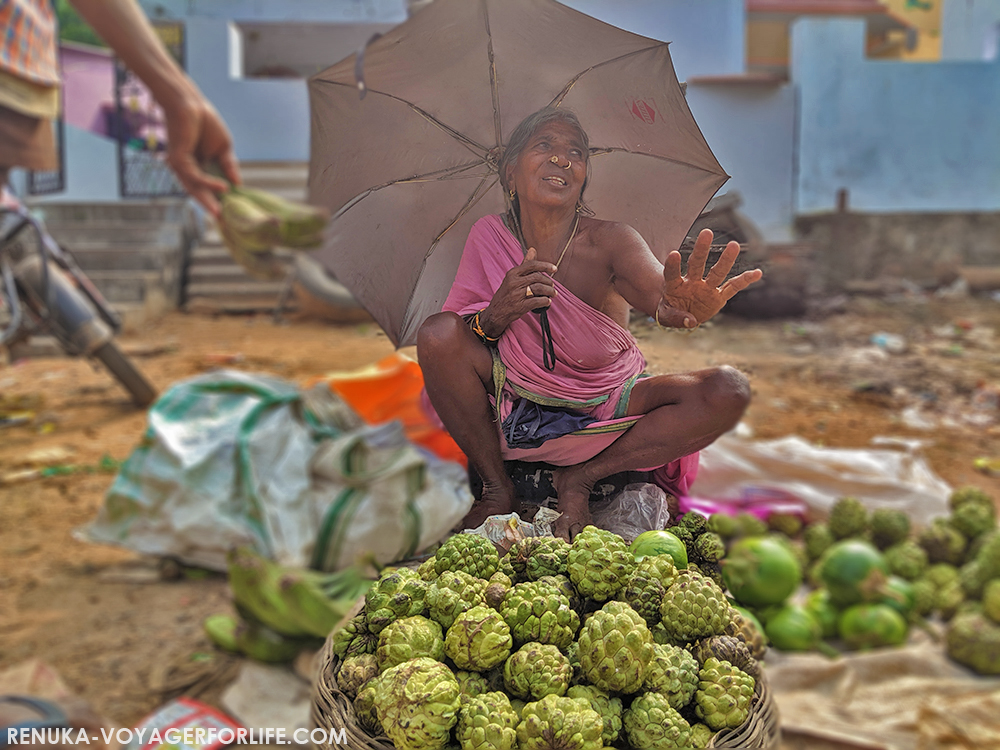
[1,296,999,732]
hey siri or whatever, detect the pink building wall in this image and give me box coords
[60,42,114,136]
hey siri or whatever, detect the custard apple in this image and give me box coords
[516,694,604,750]
[622,691,692,749]
[365,569,428,633]
[577,600,655,694]
[804,522,835,561]
[947,611,1000,674]
[567,526,636,602]
[566,685,622,745]
[376,615,445,671]
[689,723,714,748]
[353,676,383,736]
[525,537,572,580]
[659,570,731,641]
[374,657,461,750]
[870,508,911,550]
[722,608,768,661]
[445,605,512,671]
[884,540,928,581]
[642,642,699,709]
[829,497,869,540]
[690,635,761,680]
[694,657,755,731]
[503,642,571,700]
[456,691,519,750]
[427,570,487,630]
[622,554,678,626]
[454,670,490,702]
[337,653,378,699]
[332,614,378,659]
[500,580,579,649]
[436,534,500,579]
[918,519,967,566]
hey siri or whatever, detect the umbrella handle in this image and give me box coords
[355,33,383,100]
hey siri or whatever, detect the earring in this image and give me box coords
[509,188,516,200]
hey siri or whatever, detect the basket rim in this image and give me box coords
[312,631,780,750]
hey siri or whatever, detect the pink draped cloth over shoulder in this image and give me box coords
[436,214,698,496]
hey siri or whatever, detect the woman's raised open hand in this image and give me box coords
[654,229,763,329]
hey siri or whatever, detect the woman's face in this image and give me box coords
[508,120,587,212]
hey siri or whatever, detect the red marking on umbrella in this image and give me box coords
[631,99,657,125]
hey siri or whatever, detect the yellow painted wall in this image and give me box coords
[879,0,941,60]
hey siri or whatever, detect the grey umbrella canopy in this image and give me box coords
[307,0,728,347]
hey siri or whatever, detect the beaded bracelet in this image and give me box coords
[470,310,499,344]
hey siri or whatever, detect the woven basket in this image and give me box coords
[310,631,781,750]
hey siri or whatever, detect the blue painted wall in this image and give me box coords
[686,84,795,241]
[559,0,745,79]
[941,0,1000,61]
[792,18,1000,214]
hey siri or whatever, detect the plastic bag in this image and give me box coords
[81,370,473,571]
[689,430,951,525]
[589,483,671,544]
[309,421,473,572]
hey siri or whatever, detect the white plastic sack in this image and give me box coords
[589,483,671,544]
[81,370,473,571]
[691,428,951,525]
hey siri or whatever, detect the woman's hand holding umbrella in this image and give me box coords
[656,229,764,329]
[480,248,558,338]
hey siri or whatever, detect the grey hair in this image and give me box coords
[498,106,591,202]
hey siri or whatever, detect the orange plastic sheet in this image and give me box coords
[307,353,467,468]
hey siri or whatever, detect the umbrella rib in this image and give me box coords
[589,147,729,179]
[426,174,499,258]
[312,78,490,158]
[483,2,503,152]
[332,161,492,219]
[398,174,499,340]
[548,44,667,108]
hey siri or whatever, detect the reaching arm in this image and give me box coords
[68,0,240,215]
[610,223,762,328]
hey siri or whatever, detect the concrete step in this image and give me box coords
[185,280,287,297]
[186,266,290,285]
[84,270,178,305]
[30,200,193,225]
[45,221,188,246]
[184,294,293,315]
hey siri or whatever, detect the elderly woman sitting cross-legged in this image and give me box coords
[417,106,762,541]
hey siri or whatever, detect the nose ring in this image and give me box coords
[549,155,572,169]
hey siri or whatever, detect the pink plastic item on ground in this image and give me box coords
[679,486,809,520]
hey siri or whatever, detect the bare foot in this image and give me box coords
[552,466,595,541]
[459,482,515,530]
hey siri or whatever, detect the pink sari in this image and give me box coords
[441,214,698,496]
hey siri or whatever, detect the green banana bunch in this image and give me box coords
[226,547,374,640]
[217,186,330,282]
[203,613,241,652]
[231,186,329,248]
[226,548,312,637]
[278,565,374,638]
[233,619,304,663]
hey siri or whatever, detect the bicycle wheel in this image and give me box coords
[92,340,158,408]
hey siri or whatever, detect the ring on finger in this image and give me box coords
[525,285,534,297]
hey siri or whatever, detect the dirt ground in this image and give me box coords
[2,294,999,734]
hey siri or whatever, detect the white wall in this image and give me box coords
[941,0,1000,61]
[28,125,122,203]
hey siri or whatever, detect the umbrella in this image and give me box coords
[307,0,729,347]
